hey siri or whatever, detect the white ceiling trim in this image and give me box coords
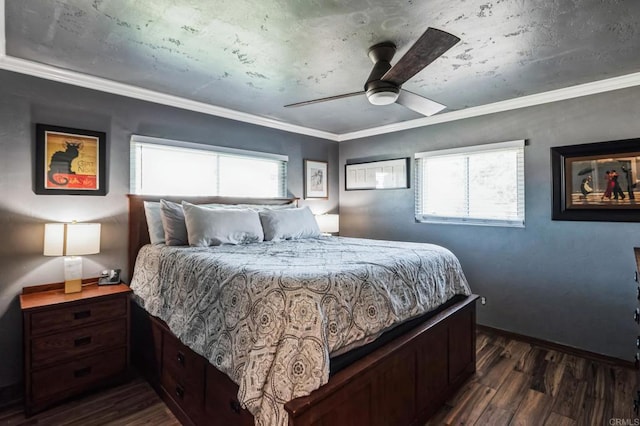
[3,53,639,144]
[338,71,640,141]
[0,55,340,141]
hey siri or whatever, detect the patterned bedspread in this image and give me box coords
[130,236,471,426]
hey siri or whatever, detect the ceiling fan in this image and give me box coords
[284,27,460,117]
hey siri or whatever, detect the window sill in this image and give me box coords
[415,216,525,228]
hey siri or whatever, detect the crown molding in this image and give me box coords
[3,51,638,143]
[0,55,340,142]
[337,71,640,141]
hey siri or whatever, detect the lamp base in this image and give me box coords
[64,278,82,294]
[64,256,83,294]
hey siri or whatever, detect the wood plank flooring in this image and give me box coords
[1,329,636,425]
[0,376,179,426]
[427,330,638,425]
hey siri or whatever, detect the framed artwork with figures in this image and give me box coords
[34,124,107,195]
[551,138,640,222]
[304,159,328,199]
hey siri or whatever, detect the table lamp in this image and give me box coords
[315,214,339,235]
[44,222,101,293]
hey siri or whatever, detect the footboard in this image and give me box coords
[285,295,477,426]
[131,295,477,426]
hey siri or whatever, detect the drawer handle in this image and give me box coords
[177,352,185,366]
[74,367,92,378]
[175,385,185,400]
[230,399,242,414]
[73,310,91,320]
[74,336,92,347]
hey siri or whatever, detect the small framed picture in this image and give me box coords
[304,159,328,199]
[35,124,107,195]
[345,158,409,190]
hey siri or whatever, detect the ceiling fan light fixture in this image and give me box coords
[366,87,400,105]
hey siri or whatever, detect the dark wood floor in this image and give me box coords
[427,330,638,426]
[2,329,637,425]
[0,377,180,426]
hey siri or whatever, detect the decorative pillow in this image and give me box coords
[159,199,189,246]
[259,206,321,241]
[143,201,165,244]
[182,202,264,246]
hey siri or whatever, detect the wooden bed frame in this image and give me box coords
[127,194,478,426]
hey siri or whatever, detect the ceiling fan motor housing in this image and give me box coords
[365,42,400,105]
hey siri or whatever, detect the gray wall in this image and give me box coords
[339,86,640,361]
[0,70,338,387]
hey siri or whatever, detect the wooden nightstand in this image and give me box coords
[20,281,132,416]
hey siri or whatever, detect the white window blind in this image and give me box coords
[415,140,525,227]
[130,135,287,197]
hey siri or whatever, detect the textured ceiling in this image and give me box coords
[6,0,640,134]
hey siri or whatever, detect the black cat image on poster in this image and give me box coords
[35,124,106,195]
[47,141,82,186]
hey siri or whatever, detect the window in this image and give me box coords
[415,140,525,227]
[130,135,287,197]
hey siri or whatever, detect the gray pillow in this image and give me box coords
[159,199,189,246]
[143,201,165,244]
[182,202,264,246]
[259,207,321,241]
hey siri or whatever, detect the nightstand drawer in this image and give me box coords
[31,347,126,402]
[31,319,127,368]
[30,297,126,336]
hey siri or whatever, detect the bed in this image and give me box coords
[127,195,478,426]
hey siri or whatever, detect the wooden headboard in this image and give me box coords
[127,195,299,280]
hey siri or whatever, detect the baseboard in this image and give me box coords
[477,324,636,370]
[0,381,22,410]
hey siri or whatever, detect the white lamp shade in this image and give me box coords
[43,223,65,256]
[44,222,101,256]
[315,214,339,234]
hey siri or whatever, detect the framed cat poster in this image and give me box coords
[34,124,107,195]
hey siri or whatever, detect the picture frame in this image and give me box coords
[304,159,328,199]
[35,124,107,196]
[345,158,410,190]
[551,138,640,222]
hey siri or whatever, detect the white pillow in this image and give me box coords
[182,202,264,246]
[259,207,321,241]
[143,201,165,244]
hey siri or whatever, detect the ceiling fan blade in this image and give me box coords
[284,91,364,108]
[396,89,446,116]
[381,28,460,86]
